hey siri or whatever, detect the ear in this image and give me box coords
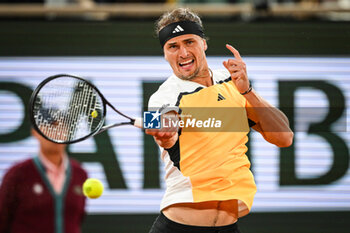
[163,49,169,62]
[203,39,208,51]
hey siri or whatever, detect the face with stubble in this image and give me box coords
[163,34,209,81]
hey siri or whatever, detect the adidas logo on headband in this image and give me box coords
[172,25,184,33]
[159,21,204,47]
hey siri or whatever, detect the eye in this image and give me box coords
[169,44,177,49]
[187,40,194,45]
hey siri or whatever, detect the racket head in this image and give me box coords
[29,74,106,144]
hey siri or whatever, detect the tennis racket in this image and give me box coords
[29,74,143,144]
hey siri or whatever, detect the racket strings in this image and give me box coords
[70,81,87,140]
[67,80,84,141]
[36,85,70,141]
[34,77,104,143]
[66,80,102,141]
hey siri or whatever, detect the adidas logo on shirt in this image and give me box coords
[172,25,184,34]
[217,93,226,101]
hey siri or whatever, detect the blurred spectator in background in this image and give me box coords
[0,129,87,233]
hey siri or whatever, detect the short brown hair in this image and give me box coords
[155,8,204,36]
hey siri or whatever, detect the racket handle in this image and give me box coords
[133,118,143,128]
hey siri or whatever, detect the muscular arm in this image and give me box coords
[245,89,293,147]
[223,44,293,147]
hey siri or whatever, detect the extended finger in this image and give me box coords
[226,44,242,61]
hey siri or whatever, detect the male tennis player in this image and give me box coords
[146,8,293,233]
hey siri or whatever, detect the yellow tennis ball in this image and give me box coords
[83,178,104,199]
[91,110,98,118]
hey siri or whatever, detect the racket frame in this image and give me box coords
[29,74,136,144]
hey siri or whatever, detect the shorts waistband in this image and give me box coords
[159,212,238,233]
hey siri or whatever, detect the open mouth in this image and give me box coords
[179,59,194,68]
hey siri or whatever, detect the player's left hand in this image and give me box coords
[223,44,250,94]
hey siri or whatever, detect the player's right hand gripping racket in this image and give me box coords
[29,74,143,144]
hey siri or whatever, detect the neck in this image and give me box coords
[191,68,213,87]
